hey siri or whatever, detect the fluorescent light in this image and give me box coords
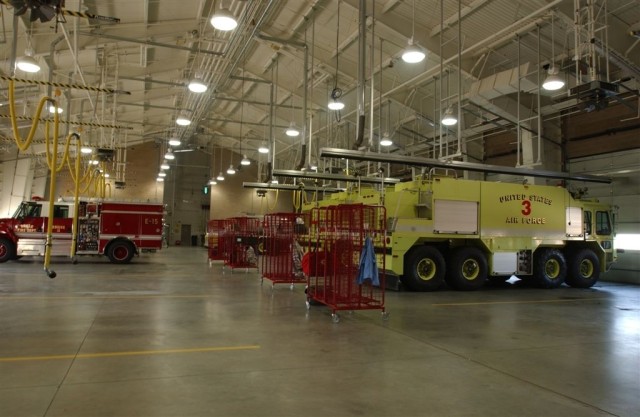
[241,154,251,166]
[168,138,181,146]
[401,39,426,63]
[258,142,269,154]
[210,7,237,31]
[285,122,300,137]
[227,164,236,175]
[188,78,207,93]
[80,146,93,154]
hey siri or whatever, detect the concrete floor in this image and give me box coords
[0,247,638,417]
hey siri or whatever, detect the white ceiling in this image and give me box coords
[1,0,639,175]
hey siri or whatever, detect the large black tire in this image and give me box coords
[533,248,567,288]
[445,247,488,291]
[107,240,135,264]
[402,246,445,292]
[566,248,600,288]
[0,237,16,263]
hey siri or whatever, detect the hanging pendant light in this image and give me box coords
[441,106,458,126]
[168,138,181,147]
[80,146,93,154]
[164,149,175,160]
[543,13,565,92]
[328,99,345,110]
[401,0,425,64]
[209,178,217,185]
[16,49,40,73]
[402,38,426,63]
[285,121,300,137]
[210,2,237,31]
[176,114,191,126]
[241,154,251,166]
[188,77,207,93]
[258,141,269,154]
[160,161,170,170]
[217,172,225,181]
[380,132,393,147]
[227,164,236,175]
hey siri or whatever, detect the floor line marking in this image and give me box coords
[0,295,211,300]
[432,297,608,306]
[0,345,261,362]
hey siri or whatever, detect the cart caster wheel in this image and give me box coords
[381,311,390,320]
[305,301,311,310]
[331,313,340,323]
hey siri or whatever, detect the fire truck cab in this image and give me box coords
[0,199,164,264]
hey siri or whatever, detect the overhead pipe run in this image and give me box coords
[319,147,612,184]
[243,182,345,193]
[273,169,400,185]
[353,0,366,150]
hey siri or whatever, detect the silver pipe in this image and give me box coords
[354,0,366,149]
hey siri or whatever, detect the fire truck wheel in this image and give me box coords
[0,237,16,263]
[107,240,135,264]
[445,247,488,291]
[533,248,567,288]
[566,248,600,288]
[402,246,445,291]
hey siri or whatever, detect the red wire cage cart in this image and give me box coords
[261,212,310,289]
[222,216,262,272]
[305,204,387,323]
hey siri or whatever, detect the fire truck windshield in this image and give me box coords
[13,202,42,219]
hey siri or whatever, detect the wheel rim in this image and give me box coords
[545,259,561,279]
[579,259,594,278]
[461,259,480,281]
[0,244,6,257]
[416,258,436,281]
[113,245,128,260]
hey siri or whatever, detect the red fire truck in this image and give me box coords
[0,199,164,264]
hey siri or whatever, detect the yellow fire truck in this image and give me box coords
[303,174,617,291]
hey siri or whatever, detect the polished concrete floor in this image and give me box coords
[0,247,638,417]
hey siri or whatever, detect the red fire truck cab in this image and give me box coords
[0,200,165,264]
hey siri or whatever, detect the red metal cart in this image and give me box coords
[305,204,387,322]
[222,216,262,272]
[206,219,227,263]
[261,212,309,289]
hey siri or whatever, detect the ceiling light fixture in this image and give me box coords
[210,3,237,31]
[80,146,93,154]
[168,138,181,147]
[328,99,345,110]
[160,161,170,170]
[156,177,165,182]
[285,121,300,137]
[401,0,426,64]
[226,164,236,175]
[158,172,167,177]
[164,149,175,160]
[49,105,63,114]
[217,172,225,181]
[188,77,207,93]
[15,50,40,73]
[258,141,269,154]
[241,154,251,166]
[209,178,217,185]
[543,14,564,91]
[441,106,458,126]
[176,115,191,126]
[380,132,393,147]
